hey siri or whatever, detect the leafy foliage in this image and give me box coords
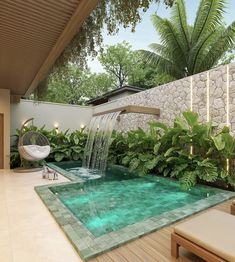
[54,0,175,70]
[33,42,174,103]
[34,64,114,104]
[10,126,87,168]
[141,0,235,79]
[99,42,138,88]
[34,0,175,97]
[109,111,235,190]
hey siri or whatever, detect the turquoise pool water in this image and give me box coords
[50,162,219,237]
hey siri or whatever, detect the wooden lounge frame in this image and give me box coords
[93,105,160,117]
[231,203,235,215]
[171,233,226,262]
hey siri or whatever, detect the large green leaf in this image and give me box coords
[148,121,168,131]
[228,174,235,187]
[144,158,158,170]
[154,143,161,154]
[212,134,225,151]
[164,147,180,157]
[129,158,140,171]
[221,169,229,179]
[183,111,199,127]
[180,171,197,190]
[197,159,218,182]
[122,155,131,166]
[174,116,188,130]
[54,153,65,162]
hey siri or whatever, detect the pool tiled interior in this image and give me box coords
[35,162,235,261]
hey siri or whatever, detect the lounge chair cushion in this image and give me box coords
[19,145,50,161]
[174,210,235,262]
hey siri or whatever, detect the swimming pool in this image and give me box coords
[36,161,235,260]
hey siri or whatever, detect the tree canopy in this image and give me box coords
[53,0,175,71]
[141,0,235,79]
[98,42,140,88]
[34,0,175,97]
[42,65,114,105]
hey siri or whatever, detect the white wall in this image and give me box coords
[11,100,93,135]
[0,89,10,169]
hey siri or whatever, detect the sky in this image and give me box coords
[88,0,235,73]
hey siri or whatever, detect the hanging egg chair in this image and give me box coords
[16,118,50,172]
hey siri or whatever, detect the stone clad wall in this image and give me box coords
[110,63,235,133]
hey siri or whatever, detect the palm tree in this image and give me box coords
[141,0,235,79]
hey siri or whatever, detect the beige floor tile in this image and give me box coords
[0,169,83,262]
[0,242,13,262]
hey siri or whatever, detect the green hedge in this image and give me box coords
[11,111,235,190]
[10,126,87,168]
[109,111,235,190]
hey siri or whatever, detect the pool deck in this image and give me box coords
[0,168,234,262]
[90,199,233,262]
[0,169,82,262]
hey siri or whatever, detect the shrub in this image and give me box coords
[10,126,87,168]
[109,111,235,190]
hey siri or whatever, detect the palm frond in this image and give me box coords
[187,30,222,74]
[199,21,235,69]
[171,0,190,51]
[192,0,226,43]
[149,43,186,70]
[149,43,171,58]
[140,49,184,79]
[151,14,187,66]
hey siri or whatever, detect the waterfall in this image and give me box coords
[83,111,121,172]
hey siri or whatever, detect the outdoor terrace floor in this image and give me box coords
[91,199,233,262]
[0,169,82,262]
[0,169,233,262]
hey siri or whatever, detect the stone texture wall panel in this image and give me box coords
[107,63,235,134]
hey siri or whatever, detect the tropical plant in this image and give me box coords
[109,111,235,190]
[141,0,235,79]
[10,126,87,168]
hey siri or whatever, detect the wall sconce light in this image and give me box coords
[54,123,59,133]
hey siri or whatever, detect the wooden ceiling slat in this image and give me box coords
[1,8,66,34]
[4,1,73,24]
[0,33,53,50]
[0,25,57,46]
[0,41,48,50]
[0,19,61,42]
[46,0,80,10]
[0,20,61,43]
[0,0,97,95]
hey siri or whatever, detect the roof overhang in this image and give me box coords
[87,85,143,105]
[0,0,98,96]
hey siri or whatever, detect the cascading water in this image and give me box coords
[83,111,121,172]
